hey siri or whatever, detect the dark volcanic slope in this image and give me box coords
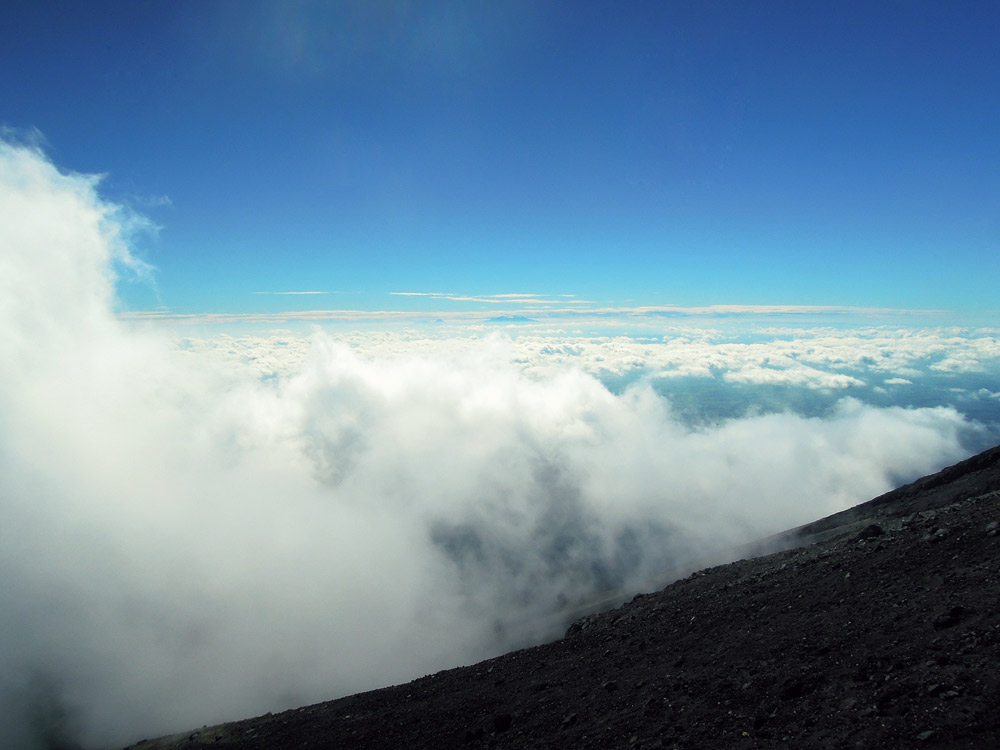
[132,446,1000,750]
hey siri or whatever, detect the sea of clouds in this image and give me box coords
[2,140,998,749]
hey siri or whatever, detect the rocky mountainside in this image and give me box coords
[129,445,1000,749]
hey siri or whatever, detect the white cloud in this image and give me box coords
[0,141,983,749]
[253,290,328,295]
[387,291,595,305]
[120,301,954,325]
[722,364,865,389]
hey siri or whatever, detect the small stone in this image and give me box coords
[492,713,512,733]
[464,727,484,743]
[933,605,968,629]
[927,527,949,543]
[855,524,884,541]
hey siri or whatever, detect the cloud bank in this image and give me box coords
[174,324,1000,399]
[0,141,978,748]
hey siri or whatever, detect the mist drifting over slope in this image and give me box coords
[0,141,986,748]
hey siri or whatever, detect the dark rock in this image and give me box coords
[928,527,950,543]
[932,605,969,629]
[463,727,484,743]
[779,677,814,701]
[491,713,512,733]
[856,523,885,540]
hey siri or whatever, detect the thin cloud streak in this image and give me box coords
[119,303,946,326]
[389,291,596,306]
[254,291,329,295]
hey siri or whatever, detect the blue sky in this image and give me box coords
[2,1,999,315]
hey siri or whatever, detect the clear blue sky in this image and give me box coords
[3,1,999,315]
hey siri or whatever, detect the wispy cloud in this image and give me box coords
[254,290,329,295]
[120,302,949,327]
[124,193,173,209]
[389,291,595,305]
[624,304,947,317]
[119,309,465,325]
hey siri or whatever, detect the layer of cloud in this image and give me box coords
[0,141,982,748]
[120,300,949,325]
[171,324,1000,391]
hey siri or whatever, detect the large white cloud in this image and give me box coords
[0,141,979,748]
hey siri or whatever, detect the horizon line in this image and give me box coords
[116,303,956,326]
